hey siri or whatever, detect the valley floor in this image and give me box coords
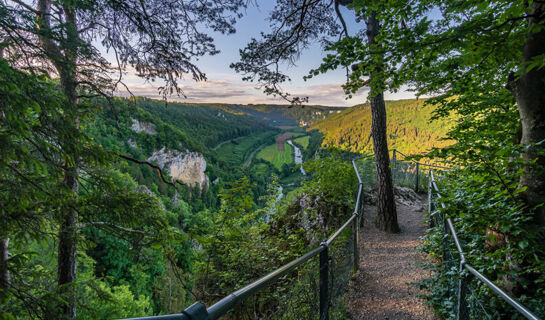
[346,195,436,320]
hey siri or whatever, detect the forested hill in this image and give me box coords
[134,98,275,149]
[310,99,455,155]
[178,102,345,127]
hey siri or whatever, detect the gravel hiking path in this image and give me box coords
[346,194,437,320]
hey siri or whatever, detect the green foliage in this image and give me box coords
[421,168,545,318]
[303,154,358,208]
[79,282,151,320]
[194,156,357,318]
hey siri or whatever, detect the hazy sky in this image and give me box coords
[115,3,416,107]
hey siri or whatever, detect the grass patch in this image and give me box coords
[293,135,310,149]
[216,130,276,166]
[257,142,294,170]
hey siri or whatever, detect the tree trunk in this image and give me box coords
[0,238,9,290]
[36,1,81,317]
[516,2,545,234]
[57,173,78,320]
[366,11,400,233]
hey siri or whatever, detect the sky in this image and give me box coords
[114,2,416,107]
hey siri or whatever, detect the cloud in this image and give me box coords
[116,76,371,107]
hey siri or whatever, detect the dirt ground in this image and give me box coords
[346,195,437,320]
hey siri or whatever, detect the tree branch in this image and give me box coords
[117,153,181,190]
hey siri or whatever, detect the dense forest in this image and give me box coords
[2,0,545,319]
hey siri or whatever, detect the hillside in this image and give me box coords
[179,102,345,127]
[310,99,455,155]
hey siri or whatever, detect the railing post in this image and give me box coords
[415,162,420,193]
[428,170,435,228]
[392,149,397,182]
[319,243,329,320]
[359,191,365,228]
[457,261,469,320]
[353,215,359,271]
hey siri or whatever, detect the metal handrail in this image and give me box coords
[124,158,364,320]
[428,171,541,320]
[207,245,327,319]
[355,149,452,170]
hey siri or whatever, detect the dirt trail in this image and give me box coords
[346,194,436,320]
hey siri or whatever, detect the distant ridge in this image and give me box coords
[310,98,455,155]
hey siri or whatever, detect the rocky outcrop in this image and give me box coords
[130,118,157,134]
[364,185,421,207]
[272,192,351,246]
[126,139,137,148]
[148,147,209,190]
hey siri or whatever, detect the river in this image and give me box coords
[286,140,306,175]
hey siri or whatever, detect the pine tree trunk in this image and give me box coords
[41,3,80,318]
[366,11,400,233]
[516,2,545,234]
[57,170,78,319]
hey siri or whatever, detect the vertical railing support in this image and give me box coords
[353,215,359,271]
[359,192,365,228]
[428,170,435,228]
[415,162,420,193]
[392,149,397,182]
[457,261,469,320]
[319,243,329,320]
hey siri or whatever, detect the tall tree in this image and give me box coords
[362,9,399,232]
[514,2,545,231]
[1,0,247,318]
[347,0,545,314]
[364,0,545,232]
[232,0,400,232]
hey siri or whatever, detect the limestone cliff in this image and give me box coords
[130,118,157,134]
[148,147,209,190]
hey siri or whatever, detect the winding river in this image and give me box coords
[287,140,306,175]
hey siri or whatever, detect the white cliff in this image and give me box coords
[148,147,209,190]
[130,118,157,134]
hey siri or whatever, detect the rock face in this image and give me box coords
[272,193,351,246]
[148,147,209,190]
[130,118,157,134]
[364,185,421,207]
[126,139,137,148]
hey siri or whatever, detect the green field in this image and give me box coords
[285,127,306,136]
[257,142,294,170]
[293,136,310,149]
[216,130,276,166]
